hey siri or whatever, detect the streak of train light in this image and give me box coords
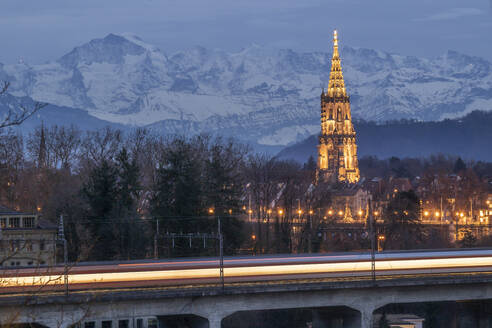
[3,255,492,288]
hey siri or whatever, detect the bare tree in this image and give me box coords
[0,81,46,129]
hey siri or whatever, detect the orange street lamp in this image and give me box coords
[377,234,386,251]
[328,210,333,215]
[208,208,214,215]
[248,209,253,214]
[309,210,314,215]
[338,210,344,216]
[373,211,379,216]
[424,211,429,217]
[251,234,256,240]
[278,209,284,216]
[434,211,440,218]
[358,210,363,216]
[297,209,303,215]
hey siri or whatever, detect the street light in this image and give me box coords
[338,210,344,216]
[208,208,214,215]
[377,234,386,252]
[424,211,429,217]
[278,209,284,216]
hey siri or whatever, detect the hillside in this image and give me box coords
[277,111,492,162]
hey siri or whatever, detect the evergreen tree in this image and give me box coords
[82,159,119,260]
[204,139,246,254]
[115,148,147,259]
[453,157,466,174]
[303,155,316,171]
[150,137,205,256]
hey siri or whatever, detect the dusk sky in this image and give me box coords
[1,0,492,64]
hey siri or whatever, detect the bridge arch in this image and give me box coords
[222,305,361,328]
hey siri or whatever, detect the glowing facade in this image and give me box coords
[317,30,360,184]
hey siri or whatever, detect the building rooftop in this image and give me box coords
[0,205,32,216]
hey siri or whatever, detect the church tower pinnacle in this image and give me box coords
[317,30,360,184]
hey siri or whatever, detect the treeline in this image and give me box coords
[0,125,316,261]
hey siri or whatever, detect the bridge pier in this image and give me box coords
[360,309,373,328]
[207,314,223,328]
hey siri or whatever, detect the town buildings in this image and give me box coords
[0,205,57,267]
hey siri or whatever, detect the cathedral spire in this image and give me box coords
[317,30,360,184]
[327,29,346,98]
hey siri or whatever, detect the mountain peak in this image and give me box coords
[58,33,149,68]
[117,33,159,53]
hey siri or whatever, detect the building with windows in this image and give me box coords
[0,205,57,267]
[317,30,360,184]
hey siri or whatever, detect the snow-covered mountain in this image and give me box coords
[1,33,492,149]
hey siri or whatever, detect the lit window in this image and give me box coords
[25,240,33,252]
[10,240,20,252]
[9,217,20,228]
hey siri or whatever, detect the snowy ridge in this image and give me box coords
[1,33,492,147]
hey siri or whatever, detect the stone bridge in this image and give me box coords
[2,274,492,328]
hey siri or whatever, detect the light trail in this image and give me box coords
[3,251,492,290]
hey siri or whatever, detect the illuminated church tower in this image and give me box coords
[317,30,360,184]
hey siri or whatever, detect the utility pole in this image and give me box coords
[154,218,159,259]
[440,196,443,225]
[470,198,473,222]
[308,209,313,253]
[218,216,224,292]
[248,194,252,222]
[58,215,68,296]
[369,201,376,283]
[161,214,224,292]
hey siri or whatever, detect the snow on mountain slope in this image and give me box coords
[1,33,492,148]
